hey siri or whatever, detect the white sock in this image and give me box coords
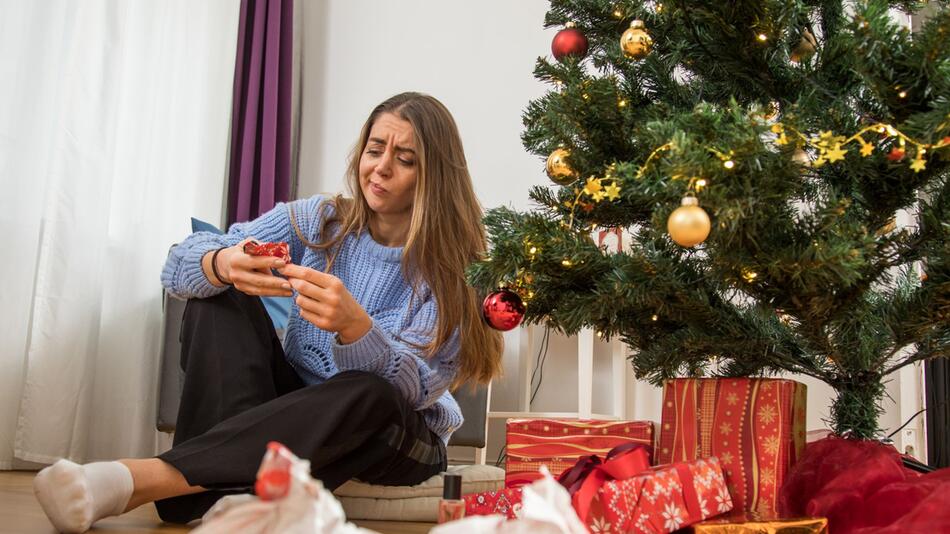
[33,459,134,533]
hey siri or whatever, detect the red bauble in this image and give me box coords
[482,289,526,331]
[552,27,589,61]
[887,147,906,162]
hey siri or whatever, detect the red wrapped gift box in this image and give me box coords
[656,378,806,515]
[464,487,523,520]
[588,456,732,534]
[467,449,732,534]
[505,418,654,488]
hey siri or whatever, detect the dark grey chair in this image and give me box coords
[157,292,490,462]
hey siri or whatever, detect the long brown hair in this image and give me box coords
[291,92,502,389]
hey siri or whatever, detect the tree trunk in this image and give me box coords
[829,372,886,439]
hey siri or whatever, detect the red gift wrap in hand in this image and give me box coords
[243,240,291,263]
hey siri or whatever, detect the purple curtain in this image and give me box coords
[226,0,294,227]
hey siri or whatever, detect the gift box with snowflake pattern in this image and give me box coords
[656,378,807,514]
[583,456,732,533]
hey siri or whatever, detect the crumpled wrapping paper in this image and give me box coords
[193,442,377,534]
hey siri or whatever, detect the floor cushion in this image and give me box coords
[335,464,504,522]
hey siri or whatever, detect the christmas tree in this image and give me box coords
[469,0,950,439]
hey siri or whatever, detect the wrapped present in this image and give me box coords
[559,443,732,533]
[243,240,291,262]
[657,378,807,515]
[506,418,654,488]
[464,487,524,520]
[595,227,628,254]
[692,512,828,533]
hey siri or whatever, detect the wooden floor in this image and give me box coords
[0,471,434,534]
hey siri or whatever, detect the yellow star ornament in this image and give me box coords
[859,143,874,157]
[825,144,847,162]
[583,177,603,197]
[604,182,622,201]
[910,157,927,173]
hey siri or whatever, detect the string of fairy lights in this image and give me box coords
[483,9,950,331]
[546,120,950,250]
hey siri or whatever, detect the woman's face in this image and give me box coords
[359,112,418,218]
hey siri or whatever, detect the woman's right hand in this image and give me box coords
[207,238,293,297]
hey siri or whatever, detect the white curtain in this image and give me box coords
[0,0,240,467]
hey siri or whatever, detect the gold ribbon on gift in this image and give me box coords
[692,513,828,534]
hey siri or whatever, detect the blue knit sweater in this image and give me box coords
[161,195,463,445]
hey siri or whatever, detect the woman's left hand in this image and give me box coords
[278,264,372,344]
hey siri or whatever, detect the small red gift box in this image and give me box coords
[505,418,654,488]
[243,240,290,262]
[657,378,807,515]
[463,487,523,520]
[561,445,732,534]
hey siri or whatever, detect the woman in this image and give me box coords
[33,92,503,532]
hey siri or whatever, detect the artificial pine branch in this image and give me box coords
[469,0,950,439]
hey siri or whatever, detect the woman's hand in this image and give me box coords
[205,238,293,297]
[278,264,372,343]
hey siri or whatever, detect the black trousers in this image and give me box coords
[154,288,446,524]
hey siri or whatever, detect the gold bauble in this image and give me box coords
[792,147,810,166]
[621,20,653,59]
[546,148,576,185]
[667,196,711,247]
[790,29,817,63]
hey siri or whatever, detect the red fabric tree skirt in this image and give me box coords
[779,436,950,533]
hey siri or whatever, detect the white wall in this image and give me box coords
[295,0,926,464]
[296,0,553,212]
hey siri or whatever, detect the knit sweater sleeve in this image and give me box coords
[160,196,326,299]
[331,296,460,410]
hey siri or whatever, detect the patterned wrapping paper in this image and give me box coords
[465,457,731,533]
[692,512,828,533]
[464,487,523,520]
[656,378,807,515]
[587,457,732,534]
[506,419,655,487]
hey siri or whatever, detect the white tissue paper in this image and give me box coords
[193,442,377,534]
[430,467,588,534]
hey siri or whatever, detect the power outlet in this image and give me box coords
[902,428,919,460]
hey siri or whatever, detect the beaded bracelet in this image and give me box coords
[210,247,232,286]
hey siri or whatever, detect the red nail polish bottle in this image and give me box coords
[438,473,465,524]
